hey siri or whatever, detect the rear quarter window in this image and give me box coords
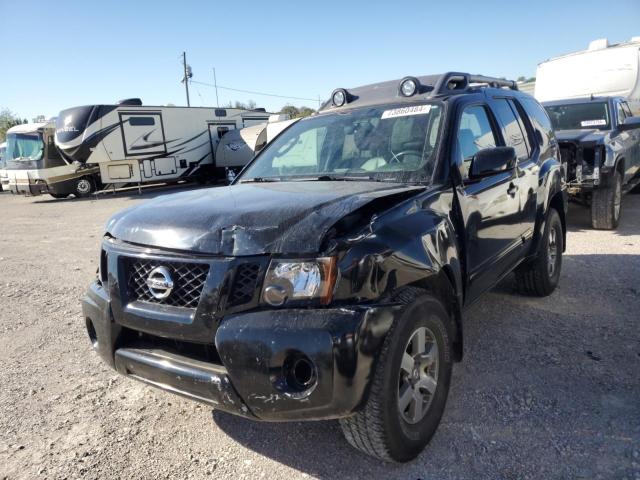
[520,97,555,148]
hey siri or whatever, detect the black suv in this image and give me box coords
[543,96,640,229]
[82,72,567,462]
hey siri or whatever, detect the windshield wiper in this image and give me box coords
[316,174,401,183]
[300,174,377,181]
[238,177,281,183]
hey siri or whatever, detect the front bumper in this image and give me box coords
[82,281,402,421]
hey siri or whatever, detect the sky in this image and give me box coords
[1,0,639,121]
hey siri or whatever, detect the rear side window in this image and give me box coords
[456,105,498,180]
[492,99,530,160]
[621,102,633,118]
[129,116,155,126]
[520,97,555,148]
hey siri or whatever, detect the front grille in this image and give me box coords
[126,258,209,309]
[229,263,260,307]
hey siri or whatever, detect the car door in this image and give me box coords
[620,101,640,179]
[490,97,539,243]
[453,102,523,302]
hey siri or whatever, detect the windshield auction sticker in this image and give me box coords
[581,119,607,127]
[381,105,431,119]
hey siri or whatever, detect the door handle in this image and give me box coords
[507,182,519,197]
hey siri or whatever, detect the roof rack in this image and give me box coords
[432,72,518,96]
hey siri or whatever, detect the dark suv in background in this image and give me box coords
[543,96,640,229]
[83,72,567,462]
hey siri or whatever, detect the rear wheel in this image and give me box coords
[339,288,453,462]
[591,171,622,229]
[515,208,563,296]
[73,176,95,198]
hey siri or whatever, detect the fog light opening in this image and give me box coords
[293,358,314,387]
[284,354,317,392]
[86,318,98,349]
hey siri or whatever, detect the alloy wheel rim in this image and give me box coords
[77,179,91,194]
[398,326,439,424]
[547,227,558,277]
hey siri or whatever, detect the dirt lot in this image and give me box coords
[0,186,638,480]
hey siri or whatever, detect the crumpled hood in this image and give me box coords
[106,182,424,255]
[555,129,607,144]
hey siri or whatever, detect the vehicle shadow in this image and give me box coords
[29,182,221,204]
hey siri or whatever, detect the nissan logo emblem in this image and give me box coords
[146,266,174,299]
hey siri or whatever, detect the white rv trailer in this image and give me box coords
[535,37,640,113]
[215,114,297,171]
[3,121,98,197]
[54,99,272,193]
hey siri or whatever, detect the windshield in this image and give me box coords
[544,102,610,131]
[239,103,443,183]
[5,132,44,162]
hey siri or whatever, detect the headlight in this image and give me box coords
[262,257,337,306]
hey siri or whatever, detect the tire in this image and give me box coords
[73,176,95,198]
[591,171,622,229]
[515,208,563,296]
[339,287,453,462]
[49,193,69,199]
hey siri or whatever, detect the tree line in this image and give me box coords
[0,109,28,142]
[223,100,317,119]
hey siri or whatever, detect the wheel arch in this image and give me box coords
[530,162,566,256]
[407,267,463,361]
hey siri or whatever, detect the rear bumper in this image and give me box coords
[9,180,48,196]
[82,281,401,421]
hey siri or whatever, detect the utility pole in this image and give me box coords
[213,67,220,107]
[182,51,191,107]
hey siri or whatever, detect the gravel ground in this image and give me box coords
[0,185,638,480]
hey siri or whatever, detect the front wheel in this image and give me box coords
[591,171,622,229]
[339,288,453,462]
[515,208,563,296]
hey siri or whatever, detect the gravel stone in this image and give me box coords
[0,185,638,479]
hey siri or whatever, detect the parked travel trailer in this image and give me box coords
[535,37,640,113]
[215,114,297,179]
[55,100,272,192]
[3,121,97,197]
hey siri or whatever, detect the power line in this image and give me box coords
[190,80,319,103]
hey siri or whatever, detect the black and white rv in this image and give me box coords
[54,99,272,194]
[2,121,98,197]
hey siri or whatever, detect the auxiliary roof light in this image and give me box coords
[399,77,419,97]
[332,88,348,107]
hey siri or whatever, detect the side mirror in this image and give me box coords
[619,116,640,131]
[469,147,517,179]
